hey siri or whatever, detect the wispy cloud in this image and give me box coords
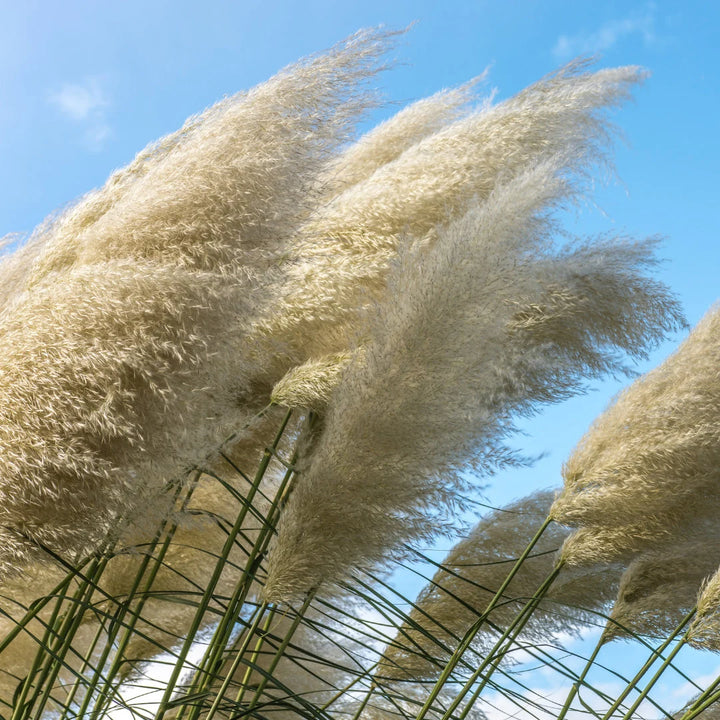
[553,6,656,60]
[48,77,113,151]
[481,638,720,720]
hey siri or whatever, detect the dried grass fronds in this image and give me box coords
[26,28,394,285]
[0,261,246,569]
[558,525,665,567]
[255,62,646,362]
[0,235,45,314]
[509,236,682,377]
[321,79,483,192]
[552,305,720,564]
[688,566,720,650]
[605,532,720,642]
[264,155,680,601]
[378,491,618,681]
[271,352,356,411]
[0,30,401,576]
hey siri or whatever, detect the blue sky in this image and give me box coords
[2,1,720,715]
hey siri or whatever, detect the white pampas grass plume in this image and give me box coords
[0,262,240,567]
[378,491,619,681]
[604,530,720,642]
[27,28,394,283]
[271,352,356,410]
[263,156,682,601]
[687,564,720,650]
[321,79,483,192]
[552,306,720,566]
[254,62,647,363]
[0,29,397,574]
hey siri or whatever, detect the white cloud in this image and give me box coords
[48,76,112,151]
[553,6,656,60]
[49,77,108,120]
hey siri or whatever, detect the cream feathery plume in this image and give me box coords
[0,115,202,312]
[263,156,682,601]
[254,62,646,362]
[552,305,720,566]
[557,524,662,567]
[22,108,212,290]
[271,352,356,411]
[0,234,45,313]
[687,564,720,650]
[604,530,720,642]
[0,30,398,574]
[378,491,619,681]
[0,261,240,569]
[247,77,489,388]
[320,78,483,192]
[26,28,395,284]
[274,236,677,414]
[264,83,485,409]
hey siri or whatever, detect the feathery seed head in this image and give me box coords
[0,29,399,574]
[271,351,357,410]
[553,306,719,566]
[379,491,619,680]
[604,533,720,642]
[264,152,680,600]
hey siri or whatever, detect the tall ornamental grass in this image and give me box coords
[1,28,718,720]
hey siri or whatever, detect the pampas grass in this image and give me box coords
[604,533,720,642]
[688,567,720,650]
[0,27,705,720]
[0,29,395,575]
[379,491,619,681]
[263,160,682,600]
[552,305,720,565]
[254,62,647,364]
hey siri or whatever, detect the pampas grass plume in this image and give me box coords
[604,533,720,642]
[0,29,396,573]
[687,566,720,650]
[272,352,356,411]
[379,491,618,680]
[553,306,720,566]
[264,155,682,600]
[257,63,648,365]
